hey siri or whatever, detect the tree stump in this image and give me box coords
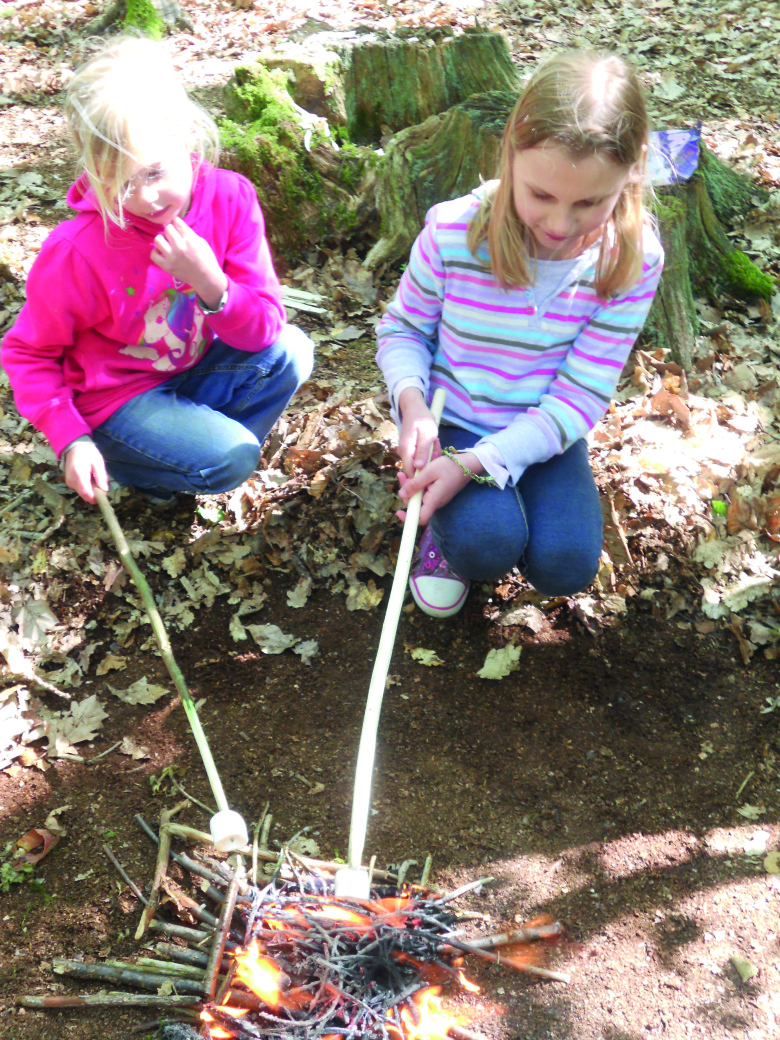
[254,27,520,144]
[646,148,772,368]
[364,92,512,269]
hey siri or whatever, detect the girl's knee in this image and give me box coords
[273,325,314,386]
[436,528,525,582]
[523,546,601,597]
[194,435,260,494]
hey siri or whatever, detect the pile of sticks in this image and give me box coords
[16,807,568,1038]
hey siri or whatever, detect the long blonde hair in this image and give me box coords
[65,36,220,228]
[467,51,649,298]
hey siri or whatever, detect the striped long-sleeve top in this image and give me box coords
[376,187,664,487]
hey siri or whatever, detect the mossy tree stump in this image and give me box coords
[365,92,513,268]
[255,27,520,144]
[646,147,772,368]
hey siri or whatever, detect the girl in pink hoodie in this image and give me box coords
[2,37,313,504]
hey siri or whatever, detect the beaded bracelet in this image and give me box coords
[441,447,498,486]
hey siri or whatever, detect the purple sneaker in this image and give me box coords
[409,528,469,618]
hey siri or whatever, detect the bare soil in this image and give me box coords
[1,530,779,1039]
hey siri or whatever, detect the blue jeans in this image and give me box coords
[430,428,603,597]
[92,326,313,496]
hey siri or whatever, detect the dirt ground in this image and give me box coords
[2,0,780,1038]
[1,554,779,1040]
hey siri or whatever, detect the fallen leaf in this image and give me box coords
[96,653,127,676]
[107,678,169,705]
[345,580,383,611]
[407,646,444,667]
[14,827,59,864]
[119,736,150,760]
[245,624,298,654]
[477,644,522,680]
[287,577,313,608]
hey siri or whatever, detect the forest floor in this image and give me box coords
[1,1,780,1039]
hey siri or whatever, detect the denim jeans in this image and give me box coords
[429,428,603,597]
[92,325,314,496]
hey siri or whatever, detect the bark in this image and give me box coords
[251,27,520,143]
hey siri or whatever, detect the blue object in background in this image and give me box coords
[647,126,701,185]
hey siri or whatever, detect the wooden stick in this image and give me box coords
[103,844,148,904]
[346,387,446,875]
[149,920,215,946]
[95,488,230,814]
[163,822,401,881]
[203,859,242,999]
[16,993,201,1009]
[135,803,182,940]
[52,958,204,995]
[444,938,570,983]
[463,922,564,949]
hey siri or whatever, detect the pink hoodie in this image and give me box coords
[1,162,286,458]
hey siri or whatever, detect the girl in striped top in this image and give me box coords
[376,50,664,618]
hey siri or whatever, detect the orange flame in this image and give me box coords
[201,1008,246,1039]
[388,986,468,1040]
[306,903,373,928]
[457,969,480,993]
[233,938,308,1010]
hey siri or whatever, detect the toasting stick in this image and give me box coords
[336,388,446,899]
[95,489,248,855]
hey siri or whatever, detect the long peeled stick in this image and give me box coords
[336,388,446,898]
[95,489,247,852]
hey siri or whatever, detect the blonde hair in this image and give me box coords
[65,36,220,228]
[467,51,649,298]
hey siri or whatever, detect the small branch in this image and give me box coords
[2,668,71,701]
[52,958,204,995]
[16,993,201,1009]
[463,922,564,949]
[433,878,494,904]
[135,803,185,940]
[203,859,243,999]
[103,844,148,904]
[149,920,214,946]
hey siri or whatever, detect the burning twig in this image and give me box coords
[463,921,565,949]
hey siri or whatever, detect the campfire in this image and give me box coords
[17,810,568,1038]
[200,880,480,1039]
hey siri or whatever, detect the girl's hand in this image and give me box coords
[63,441,109,505]
[150,217,228,310]
[397,387,441,477]
[397,454,472,527]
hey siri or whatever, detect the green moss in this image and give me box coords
[650,193,685,226]
[718,250,774,301]
[335,144,365,191]
[224,63,298,124]
[699,146,763,225]
[124,0,163,40]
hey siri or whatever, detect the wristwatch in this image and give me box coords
[198,287,228,314]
